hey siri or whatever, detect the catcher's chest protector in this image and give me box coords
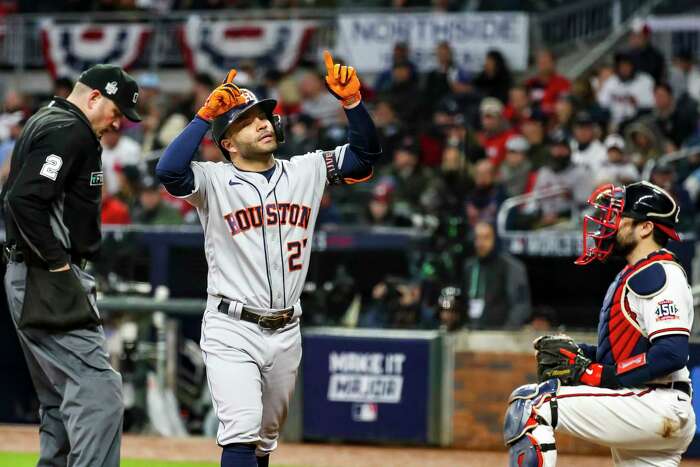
[596,250,677,366]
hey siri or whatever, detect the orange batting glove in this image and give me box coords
[323,50,362,108]
[197,69,248,122]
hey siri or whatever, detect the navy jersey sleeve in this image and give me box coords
[337,102,382,181]
[156,116,210,196]
[614,335,689,387]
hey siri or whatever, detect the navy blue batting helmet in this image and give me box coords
[211,89,284,160]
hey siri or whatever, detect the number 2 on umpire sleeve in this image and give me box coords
[287,238,308,271]
[39,154,63,181]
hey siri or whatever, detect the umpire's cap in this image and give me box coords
[78,64,141,122]
[211,89,283,161]
[622,181,680,241]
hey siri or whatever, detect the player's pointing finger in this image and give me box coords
[224,69,237,84]
[323,50,336,82]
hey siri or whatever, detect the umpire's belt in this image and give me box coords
[2,244,87,269]
[217,298,295,330]
[648,381,692,397]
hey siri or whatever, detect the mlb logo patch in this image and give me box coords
[655,299,679,321]
[90,171,104,186]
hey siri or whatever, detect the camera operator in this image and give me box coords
[360,276,425,329]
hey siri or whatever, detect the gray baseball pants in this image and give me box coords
[5,261,123,467]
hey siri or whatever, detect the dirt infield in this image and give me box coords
[2,425,700,466]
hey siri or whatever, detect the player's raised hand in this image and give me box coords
[323,50,362,108]
[197,69,248,122]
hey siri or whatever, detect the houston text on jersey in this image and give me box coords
[223,202,312,236]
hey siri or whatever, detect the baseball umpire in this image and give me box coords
[2,64,141,467]
[503,181,695,466]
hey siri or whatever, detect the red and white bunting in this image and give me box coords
[41,19,151,78]
[180,16,316,78]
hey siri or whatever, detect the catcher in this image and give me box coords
[504,181,695,466]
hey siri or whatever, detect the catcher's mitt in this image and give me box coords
[533,334,589,384]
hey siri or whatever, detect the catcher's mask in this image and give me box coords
[575,182,681,265]
[575,184,625,265]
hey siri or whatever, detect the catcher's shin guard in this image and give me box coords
[508,434,552,467]
[504,379,559,466]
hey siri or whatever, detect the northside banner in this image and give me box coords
[41,20,151,78]
[335,12,529,74]
[302,331,440,443]
[646,15,700,31]
[180,16,317,79]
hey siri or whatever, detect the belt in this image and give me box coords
[648,381,692,397]
[2,245,87,269]
[217,299,294,330]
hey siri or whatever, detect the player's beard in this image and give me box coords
[612,229,637,258]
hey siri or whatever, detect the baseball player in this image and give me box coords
[504,181,695,466]
[155,51,380,467]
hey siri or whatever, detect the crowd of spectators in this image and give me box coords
[0,20,699,331]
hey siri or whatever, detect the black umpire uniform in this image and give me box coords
[2,65,141,467]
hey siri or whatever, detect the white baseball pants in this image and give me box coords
[533,384,695,466]
[200,307,302,456]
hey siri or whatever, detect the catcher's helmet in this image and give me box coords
[575,181,680,265]
[211,89,285,161]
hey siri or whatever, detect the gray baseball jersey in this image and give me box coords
[183,144,350,308]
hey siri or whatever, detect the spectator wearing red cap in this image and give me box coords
[361,178,412,227]
[627,19,666,84]
[475,97,517,167]
[503,85,532,130]
[525,49,571,115]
